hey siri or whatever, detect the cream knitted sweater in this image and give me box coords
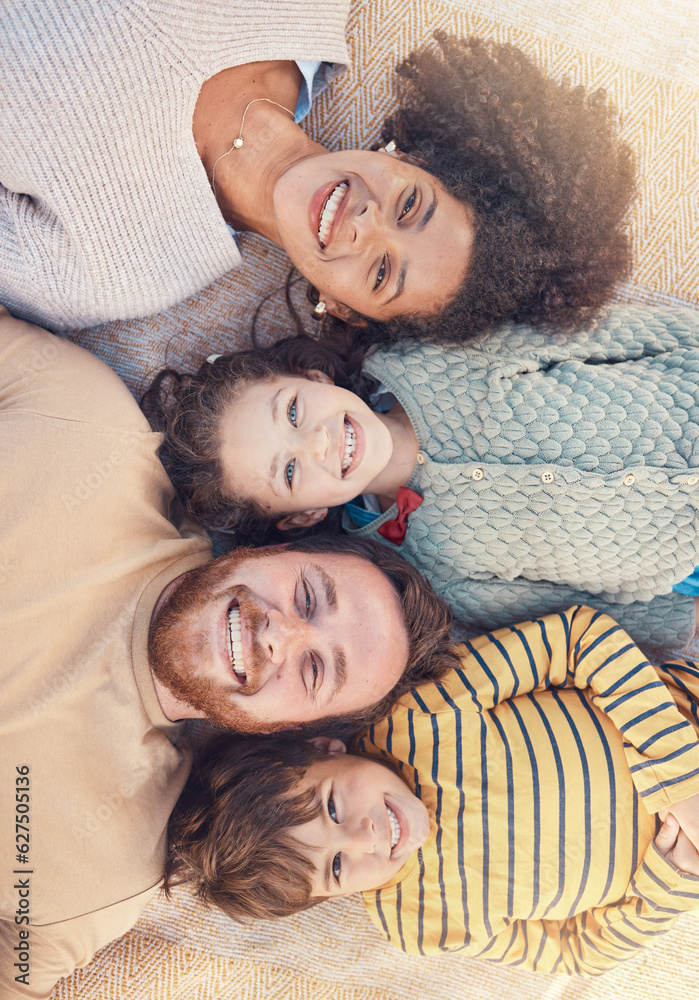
[0,0,350,330]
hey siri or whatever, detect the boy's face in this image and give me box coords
[288,751,430,897]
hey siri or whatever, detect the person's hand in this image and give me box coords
[655,813,699,876]
[658,790,699,853]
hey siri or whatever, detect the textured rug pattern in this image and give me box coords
[54,0,699,997]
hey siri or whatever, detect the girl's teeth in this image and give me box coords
[342,418,356,475]
[387,805,401,850]
[318,182,348,246]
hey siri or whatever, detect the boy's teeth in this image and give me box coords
[341,418,356,474]
[318,181,348,246]
[227,606,246,682]
[387,805,401,850]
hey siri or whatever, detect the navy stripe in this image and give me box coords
[435,683,469,948]
[586,650,647,694]
[577,695,617,899]
[395,881,405,953]
[552,690,592,916]
[657,663,699,726]
[468,640,501,704]
[632,787,639,884]
[639,765,699,798]
[620,702,680,733]
[531,925,548,971]
[499,921,524,964]
[535,615,555,668]
[428,710,449,950]
[605,679,668,713]
[385,714,393,758]
[509,700,541,917]
[488,710,516,917]
[630,741,698,772]
[479,714,492,937]
[511,625,539,689]
[491,635,523,696]
[411,688,431,714]
[373,890,391,942]
[527,695,566,915]
[638,721,690,753]
[416,846,427,956]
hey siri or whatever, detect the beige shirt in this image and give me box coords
[0,308,211,997]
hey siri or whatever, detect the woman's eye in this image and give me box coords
[328,795,338,822]
[332,853,341,883]
[310,654,318,688]
[401,188,416,218]
[303,581,311,616]
[373,257,387,292]
[288,397,297,427]
[285,458,295,488]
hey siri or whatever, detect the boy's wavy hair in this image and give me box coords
[141,330,373,540]
[303,33,635,348]
[163,733,330,919]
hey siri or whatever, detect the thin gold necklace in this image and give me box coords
[211,97,295,197]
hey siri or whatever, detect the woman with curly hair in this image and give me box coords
[316,32,635,347]
[1,0,631,340]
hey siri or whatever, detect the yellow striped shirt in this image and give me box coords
[359,606,699,974]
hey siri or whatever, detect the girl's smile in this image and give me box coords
[218,371,400,527]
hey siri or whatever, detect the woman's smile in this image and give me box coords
[274,149,474,323]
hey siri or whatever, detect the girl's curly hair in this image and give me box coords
[309,33,635,348]
[141,332,373,538]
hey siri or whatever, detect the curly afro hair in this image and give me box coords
[312,33,635,347]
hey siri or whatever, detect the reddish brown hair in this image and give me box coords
[164,734,328,919]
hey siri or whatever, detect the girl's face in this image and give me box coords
[272,149,474,323]
[289,747,430,898]
[218,372,394,527]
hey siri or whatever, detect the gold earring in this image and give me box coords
[312,300,327,320]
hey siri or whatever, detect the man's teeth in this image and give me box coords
[227,606,246,682]
[342,418,356,475]
[387,805,401,850]
[318,181,348,246]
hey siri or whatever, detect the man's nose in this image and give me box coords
[263,607,308,665]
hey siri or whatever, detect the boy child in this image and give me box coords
[165,606,699,975]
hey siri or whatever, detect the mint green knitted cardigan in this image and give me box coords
[343,305,699,647]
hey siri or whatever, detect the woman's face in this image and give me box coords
[218,372,394,526]
[272,149,474,323]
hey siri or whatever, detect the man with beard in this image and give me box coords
[0,307,456,998]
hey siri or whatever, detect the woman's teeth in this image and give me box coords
[318,181,348,247]
[342,418,356,475]
[227,606,246,683]
[387,805,401,850]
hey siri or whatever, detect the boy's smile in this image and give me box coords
[288,749,430,897]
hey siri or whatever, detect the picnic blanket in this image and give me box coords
[58,0,699,997]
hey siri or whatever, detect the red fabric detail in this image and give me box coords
[377,487,423,545]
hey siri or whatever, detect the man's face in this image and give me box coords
[148,547,409,730]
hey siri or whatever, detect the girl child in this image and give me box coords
[143,302,699,649]
[163,606,699,974]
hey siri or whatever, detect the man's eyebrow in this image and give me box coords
[384,190,437,306]
[311,564,347,699]
[313,564,338,611]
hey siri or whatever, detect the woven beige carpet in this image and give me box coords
[57,0,699,997]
